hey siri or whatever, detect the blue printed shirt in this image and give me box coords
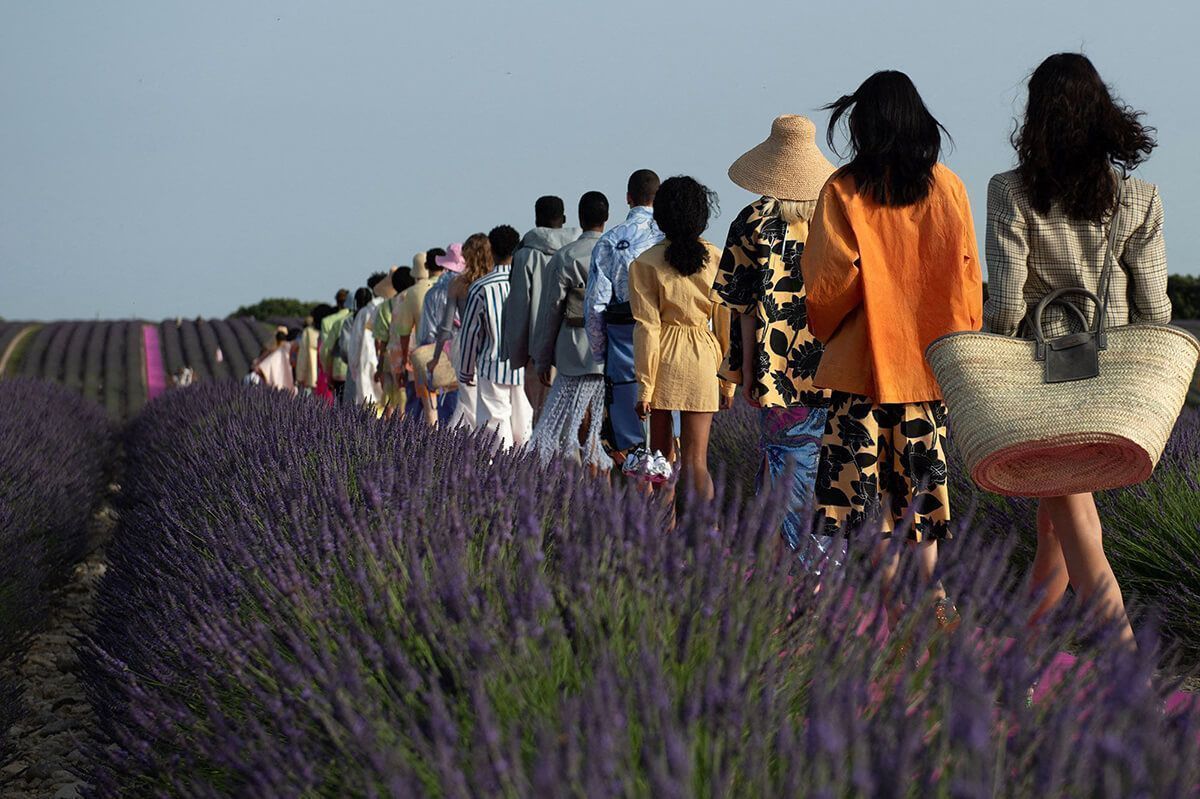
[583,206,663,360]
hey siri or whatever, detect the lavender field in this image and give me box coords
[0,380,111,779]
[0,377,1198,796]
[0,318,276,420]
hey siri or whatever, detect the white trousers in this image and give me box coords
[448,381,477,431]
[476,375,533,451]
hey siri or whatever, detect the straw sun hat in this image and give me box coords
[412,251,429,280]
[728,115,836,201]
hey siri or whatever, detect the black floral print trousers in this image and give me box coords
[811,392,952,542]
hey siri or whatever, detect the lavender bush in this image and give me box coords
[707,397,760,504]
[178,319,211,381]
[17,324,52,377]
[0,379,112,756]
[211,319,250,378]
[82,321,108,403]
[83,383,1199,797]
[102,321,127,419]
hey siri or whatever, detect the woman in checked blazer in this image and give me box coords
[984,53,1170,646]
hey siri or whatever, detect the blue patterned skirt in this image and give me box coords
[760,405,833,564]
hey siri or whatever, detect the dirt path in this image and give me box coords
[0,495,116,799]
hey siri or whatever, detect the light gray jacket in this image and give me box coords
[500,226,579,365]
[532,231,604,377]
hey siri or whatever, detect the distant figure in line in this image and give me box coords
[529,191,612,470]
[429,242,481,430]
[295,310,321,396]
[252,327,297,394]
[630,176,733,505]
[584,169,665,460]
[340,285,373,403]
[412,247,458,427]
[501,195,579,419]
[460,226,533,451]
[373,263,418,418]
[319,288,352,402]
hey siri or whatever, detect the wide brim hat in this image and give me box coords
[412,251,429,280]
[728,115,836,201]
[436,243,466,273]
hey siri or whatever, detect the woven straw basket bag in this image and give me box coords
[925,178,1199,497]
[410,343,457,391]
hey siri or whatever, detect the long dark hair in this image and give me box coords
[824,71,948,207]
[654,176,718,276]
[1014,53,1156,222]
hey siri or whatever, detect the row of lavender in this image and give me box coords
[83,382,1199,797]
[0,318,272,419]
[155,316,268,382]
[0,380,112,756]
[13,321,148,419]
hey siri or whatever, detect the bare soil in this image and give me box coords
[0,495,115,799]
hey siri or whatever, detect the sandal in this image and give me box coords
[934,597,961,634]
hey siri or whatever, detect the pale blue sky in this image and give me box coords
[1,0,1194,320]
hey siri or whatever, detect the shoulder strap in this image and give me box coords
[1095,170,1126,329]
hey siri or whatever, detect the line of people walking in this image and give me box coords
[293,54,1169,643]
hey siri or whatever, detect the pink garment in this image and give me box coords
[142,325,167,401]
[316,360,334,403]
[256,343,296,394]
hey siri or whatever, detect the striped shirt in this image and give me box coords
[458,264,524,386]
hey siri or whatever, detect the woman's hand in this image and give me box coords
[742,382,759,408]
[635,401,651,420]
[719,392,733,411]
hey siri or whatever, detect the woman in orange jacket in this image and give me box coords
[802,71,983,623]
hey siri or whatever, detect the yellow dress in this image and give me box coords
[629,240,733,412]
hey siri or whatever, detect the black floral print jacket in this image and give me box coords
[714,198,829,408]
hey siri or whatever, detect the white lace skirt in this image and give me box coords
[529,374,612,470]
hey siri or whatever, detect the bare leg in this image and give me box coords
[1029,501,1070,626]
[678,411,715,503]
[649,410,676,505]
[416,383,439,427]
[873,538,944,629]
[649,409,675,461]
[1040,493,1134,646]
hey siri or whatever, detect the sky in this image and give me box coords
[1,0,1195,321]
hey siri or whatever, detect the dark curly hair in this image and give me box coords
[824,70,948,207]
[487,225,521,262]
[654,176,718,276]
[1014,53,1156,222]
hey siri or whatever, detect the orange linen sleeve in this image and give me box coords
[801,184,863,343]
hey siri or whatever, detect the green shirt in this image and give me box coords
[373,301,393,345]
[319,308,351,381]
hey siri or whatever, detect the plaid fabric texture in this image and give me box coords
[984,169,1170,339]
